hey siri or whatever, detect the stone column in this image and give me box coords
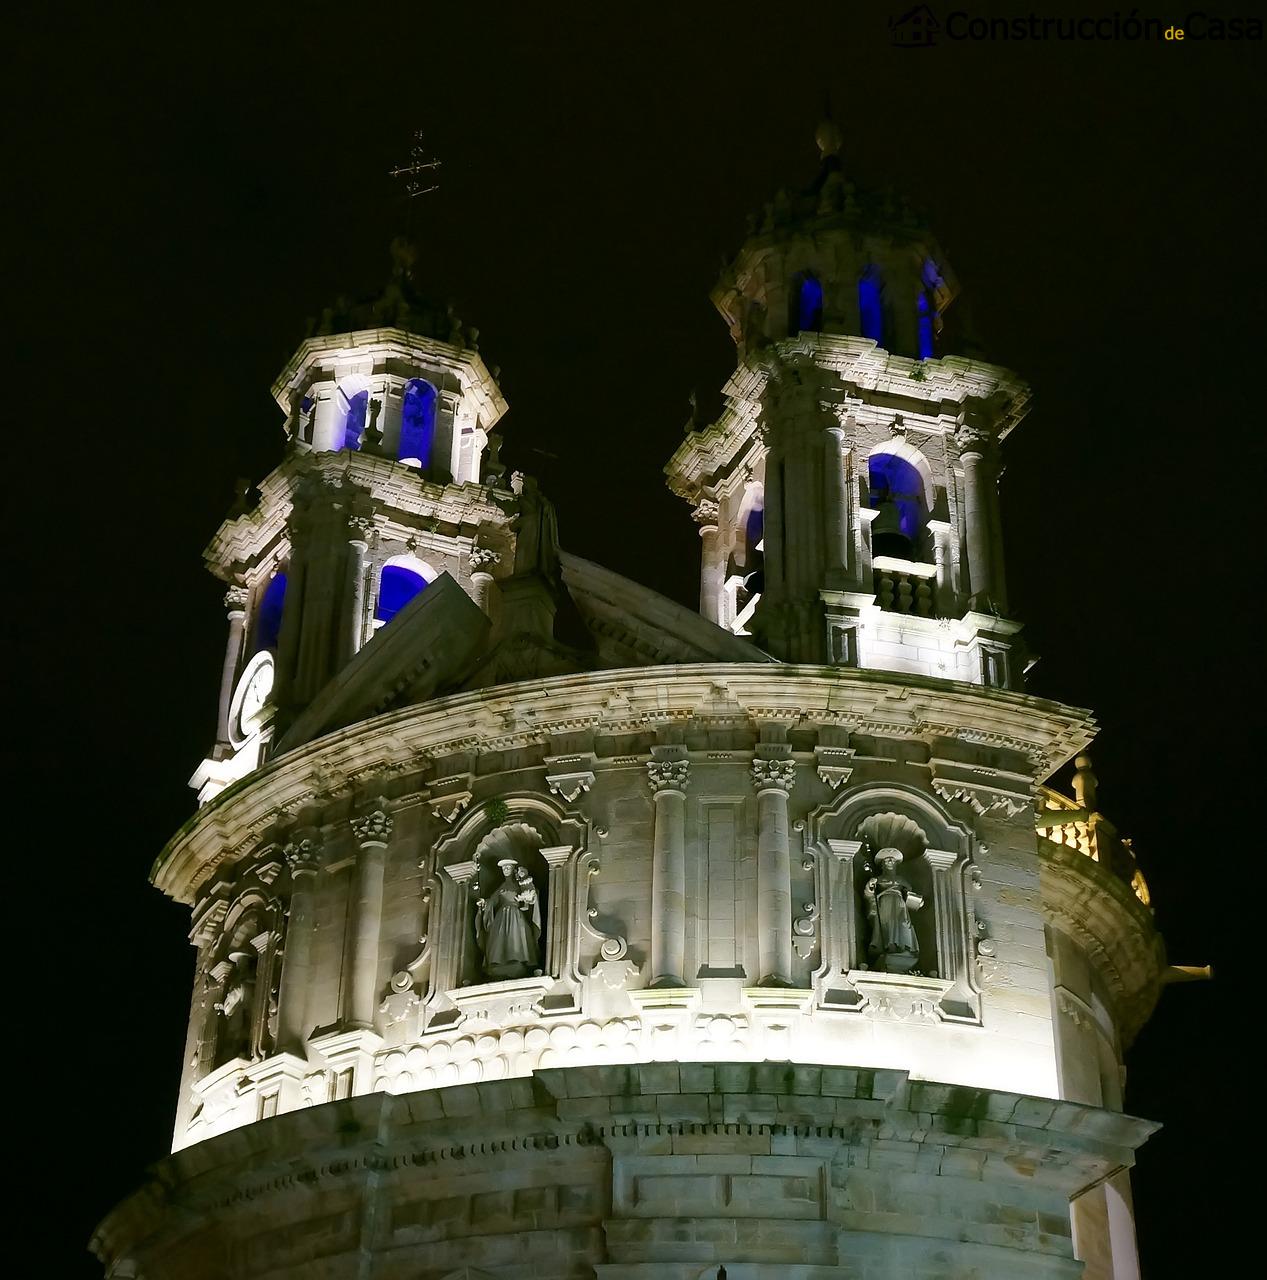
[924,847,967,987]
[692,498,723,624]
[278,834,321,1054]
[824,426,849,577]
[347,802,393,1030]
[341,515,372,665]
[647,749,689,987]
[957,427,994,605]
[927,519,953,616]
[752,754,796,986]
[468,545,500,615]
[216,585,249,746]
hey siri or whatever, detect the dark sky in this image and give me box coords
[15,3,1260,1274]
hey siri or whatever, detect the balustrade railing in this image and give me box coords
[871,555,937,616]
[1035,784,1150,907]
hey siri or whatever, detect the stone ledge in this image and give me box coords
[94,1063,1157,1279]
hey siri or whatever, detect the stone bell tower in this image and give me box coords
[191,241,514,806]
[97,133,1173,1280]
[669,118,1026,682]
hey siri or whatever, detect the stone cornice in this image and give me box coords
[665,339,1030,501]
[204,450,513,580]
[152,663,1095,904]
[1040,837,1167,1046]
[269,327,507,425]
[92,1062,1157,1271]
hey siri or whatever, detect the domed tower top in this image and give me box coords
[713,119,959,361]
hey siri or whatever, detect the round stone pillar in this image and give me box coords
[752,754,796,986]
[647,751,689,987]
[278,834,321,1054]
[693,498,723,624]
[347,802,393,1029]
[957,426,995,605]
[342,515,372,665]
[468,545,500,615]
[216,585,249,746]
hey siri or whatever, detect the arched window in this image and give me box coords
[795,274,824,333]
[340,388,369,451]
[868,451,929,559]
[858,267,885,345]
[398,378,438,467]
[917,292,935,360]
[254,572,287,652]
[373,556,433,626]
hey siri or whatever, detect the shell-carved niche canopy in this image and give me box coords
[856,812,928,861]
[472,821,547,879]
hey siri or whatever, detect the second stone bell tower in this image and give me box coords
[668,118,1027,684]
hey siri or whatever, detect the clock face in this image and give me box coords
[229,651,275,747]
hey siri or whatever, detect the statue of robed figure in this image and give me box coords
[475,858,543,981]
[864,848,924,974]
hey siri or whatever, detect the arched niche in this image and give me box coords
[203,889,283,1071]
[335,375,371,452]
[469,822,550,983]
[789,270,824,334]
[867,439,937,560]
[806,783,980,1022]
[858,265,886,345]
[373,554,436,627]
[398,377,438,468]
[252,569,287,653]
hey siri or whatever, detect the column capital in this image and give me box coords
[224,585,249,615]
[752,756,796,793]
[469,544,501,572]
[283,836,321,877]
[691,497,720,529]
[954,424,994,457]
[351,801,393,846]
[346,513,375,545]
[647,757,690,794]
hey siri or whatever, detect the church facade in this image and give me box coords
[93,124,1165,1279]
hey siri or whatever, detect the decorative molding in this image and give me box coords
[929,758,1032,817]
[544,753,597,803]
[815,745,855,790]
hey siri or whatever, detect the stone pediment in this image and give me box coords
[274,572,490,754]
[559,552,773,667]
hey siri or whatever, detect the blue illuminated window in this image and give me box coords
[858,269,885,345]
[399,379,438,467]
[255,573,287,652]
[868,453,926,557]
[375,565,428,625]
[796,275,824,332]
[342,390,368,451]
[917,292,935,359]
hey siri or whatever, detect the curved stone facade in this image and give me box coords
[94,1063,1155,1279]
[96,129,1170,1279]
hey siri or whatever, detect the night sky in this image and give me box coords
[15,3,1259,1273]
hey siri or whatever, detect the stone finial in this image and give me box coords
[351,804,394,845]
[1072,755,1098,812]
[646,758,690,794]
[752,757,796,792]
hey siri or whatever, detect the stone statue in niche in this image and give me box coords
[475,858,542,981]
[215,949,258,1063]
[864,848,924,974]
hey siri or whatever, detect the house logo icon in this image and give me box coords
[890,4,941,47]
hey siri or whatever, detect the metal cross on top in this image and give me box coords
[388,131,441,198]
